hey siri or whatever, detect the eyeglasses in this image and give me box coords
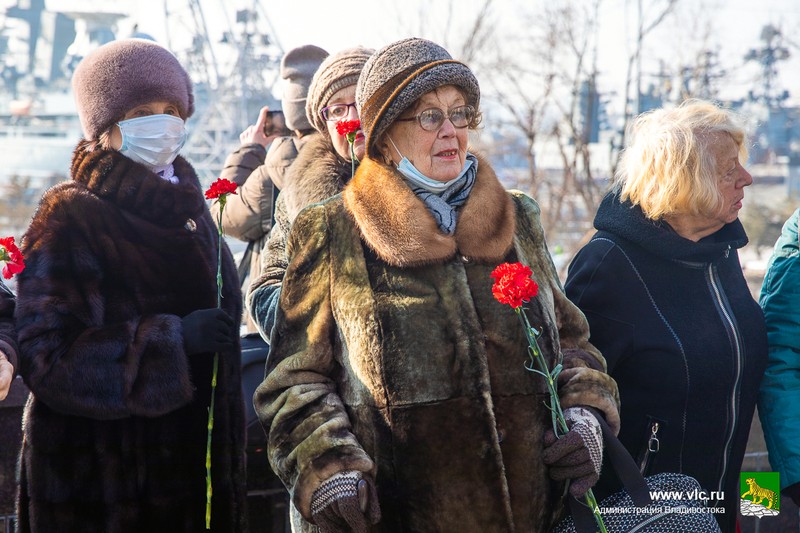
[395,105,475,132]
[321,102,357,122]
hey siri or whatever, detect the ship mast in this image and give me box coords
[172,0,283,183]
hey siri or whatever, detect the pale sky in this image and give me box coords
[47,0,800,109]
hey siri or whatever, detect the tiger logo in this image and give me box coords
[741,478,777,509]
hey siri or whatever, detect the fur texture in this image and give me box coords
[72,39,194,140]
[247,133,352,343]
[342,154,516,267]
[255,155,619,532]
[15,145,246,532]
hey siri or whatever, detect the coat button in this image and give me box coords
[497,427,506,443]
[184,218,197,232]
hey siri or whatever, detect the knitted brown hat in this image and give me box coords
[280,44,329,131]
[305,46,374,134]
[356,38,480,158]
[72,38,194,140]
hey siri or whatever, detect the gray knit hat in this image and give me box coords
[72,38,194,141]
[280,44,329,131]
[356,37,480,158]
[306,46,374,134]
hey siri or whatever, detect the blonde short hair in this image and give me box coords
[614,99,749,220]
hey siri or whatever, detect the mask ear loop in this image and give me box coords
[385,135,404,165]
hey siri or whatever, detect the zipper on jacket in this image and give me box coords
[636,416,666,476]
[707,261,743,504]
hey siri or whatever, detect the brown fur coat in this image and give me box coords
[15,145,246,533]
[255,154,619,532]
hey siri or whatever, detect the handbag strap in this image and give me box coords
[567,409,653,532]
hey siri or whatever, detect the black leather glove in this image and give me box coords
[783,482,800,507]
[543,407,603,498]
[311,471,381,533]
[181,308,236,355]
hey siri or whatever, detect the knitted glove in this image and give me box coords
[311,471,381,533]
[543,406,603,498]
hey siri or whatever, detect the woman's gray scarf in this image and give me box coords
[401,153,478,235]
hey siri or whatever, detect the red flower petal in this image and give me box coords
[204,178,238,200]
[0,236,25,279]
[490,262,538,308]
[335,120,361,136]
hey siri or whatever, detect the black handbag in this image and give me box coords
[241,332,270,446]
[553,413,722,533]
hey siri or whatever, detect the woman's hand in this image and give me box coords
[239,106,279,148]
[0,351,13,400]
[543,407,603,498]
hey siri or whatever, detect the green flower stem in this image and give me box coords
[347,132,358,178]
[206,197,226,529]
[515,308,607,533]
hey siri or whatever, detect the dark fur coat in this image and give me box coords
[255,155,620,532]
[14,145,246,533]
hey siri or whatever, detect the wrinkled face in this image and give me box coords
[708,131,752,227]
[324,84,365,162]
[108,100,182,150]
[379,85,469,182]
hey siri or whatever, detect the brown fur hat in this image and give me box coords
[72,38,194,140]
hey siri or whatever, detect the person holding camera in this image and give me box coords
[212,44,328,333]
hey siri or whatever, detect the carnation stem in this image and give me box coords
[206,201,226,529]
[349,141,356,178]
[515,308,607,533]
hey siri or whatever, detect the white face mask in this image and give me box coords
[118,114,187,169]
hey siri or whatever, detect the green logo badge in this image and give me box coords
[740,472,780,517]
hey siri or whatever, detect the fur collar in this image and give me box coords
[281,133,352,222]
[343,153,516,267]
[70,143,206,228]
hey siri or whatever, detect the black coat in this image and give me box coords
[15,145,246,533]
[565,192,767,533]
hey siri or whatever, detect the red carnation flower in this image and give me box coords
[0,236,24,280]
[335,119,361,137]
[490,262,538,309]
[204,178,238,200]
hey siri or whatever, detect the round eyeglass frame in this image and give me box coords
[395,105,476,132]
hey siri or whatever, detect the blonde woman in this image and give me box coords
[565,99,767,533]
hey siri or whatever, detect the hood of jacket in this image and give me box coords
[281,133,353,222]
[594,190,749,264]
[342,153,516,267]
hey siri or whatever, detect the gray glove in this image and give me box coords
[311,471,381,533]
[543,406,603,498]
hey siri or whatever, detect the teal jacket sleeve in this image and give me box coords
[759,208,800,489]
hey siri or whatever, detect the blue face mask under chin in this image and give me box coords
[388,136,472,193]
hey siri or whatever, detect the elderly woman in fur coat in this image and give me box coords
[248,46,374,344]
[14,39,246,533]
[253,38,620,533]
